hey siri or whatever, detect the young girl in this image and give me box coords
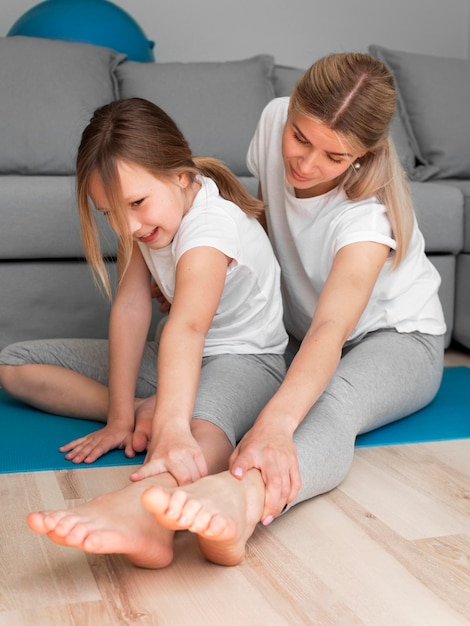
[0,98,287,489]
[25,53,446,570]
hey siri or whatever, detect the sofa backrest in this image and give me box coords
[0,36,125,176]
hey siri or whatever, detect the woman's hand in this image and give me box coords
[229,418,301,523]
[59,423,136,464]
[129,427,208,484]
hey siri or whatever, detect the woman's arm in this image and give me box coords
[131,245,230,483]
[230,240,391,519]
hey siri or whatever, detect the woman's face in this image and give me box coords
[282,109,364,198]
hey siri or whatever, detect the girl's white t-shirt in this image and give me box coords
[247,97,446,342]
[138,176,288,356]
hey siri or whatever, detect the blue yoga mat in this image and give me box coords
[0,390,145,473]
[1,367,469,473]
[355,366,470,447]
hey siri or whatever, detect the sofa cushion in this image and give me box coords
[410,181,463,255]
[117,55,276,177]
[435,179,470,253]
[0,36,125,175]
[272,64,305,97]
[369,45,470,180]
[0,176,118,259]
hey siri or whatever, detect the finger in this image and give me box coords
[73,439,111,464]
[287,464,302,504]
[124,441,136,458]
[262,473,285,522]
[129,459,165,482]
[59,436,86,452]
[229,449,253,480]
[194,451,209,480]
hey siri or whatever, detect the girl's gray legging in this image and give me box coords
[0,328,444,508]
[0,338,286,448]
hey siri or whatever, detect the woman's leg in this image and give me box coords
[288,330,444,508]
[0,338,158,419]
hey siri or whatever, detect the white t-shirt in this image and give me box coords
[247,97,446,342]
[138,176,288,355]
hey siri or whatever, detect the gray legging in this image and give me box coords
[288,328,444,508]
[0,328,444,507]
[0,338,286,448]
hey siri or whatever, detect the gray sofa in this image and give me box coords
[0,36,467,351]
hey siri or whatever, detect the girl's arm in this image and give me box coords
[230,240,391,520]
[61,243,153,463]
[130,245,230,483]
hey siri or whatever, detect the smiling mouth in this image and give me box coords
[138,227,158,243]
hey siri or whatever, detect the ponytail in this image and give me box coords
[193,156,265,218]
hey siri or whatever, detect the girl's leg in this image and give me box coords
[288,330,444,508]
[28,352,284,567]
[0,338,158,420]
[27,418,236,568]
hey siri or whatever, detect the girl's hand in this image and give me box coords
[150,279,171,313]
[59,424,136,464]
[229,419,301,523]
[129,429,208,484]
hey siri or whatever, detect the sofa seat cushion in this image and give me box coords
[369,45,470,180]
[0,176,117,259]
[117,55,276,177]
[435,179,470,253]
[410,181,463,254]
[0,36,125,175]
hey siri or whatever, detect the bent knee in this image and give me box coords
[0,363,33,396]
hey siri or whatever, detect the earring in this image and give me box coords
[353,160,361,170]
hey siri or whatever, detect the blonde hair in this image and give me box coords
[76,97,264,297]
[290,52,413,266]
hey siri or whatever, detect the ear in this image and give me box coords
[175,171,191,188]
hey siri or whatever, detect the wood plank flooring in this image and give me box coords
[1,346,469,626]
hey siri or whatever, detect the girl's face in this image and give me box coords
[90,160,197,249]
[282,109,364,198]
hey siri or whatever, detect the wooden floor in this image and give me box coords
[1,346,470,626]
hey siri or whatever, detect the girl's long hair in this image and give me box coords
[290,52,414,266]
[76,97,265,297]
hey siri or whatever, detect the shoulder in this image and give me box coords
[258,97,290,130]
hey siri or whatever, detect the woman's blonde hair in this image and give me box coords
[76,97,264,297]
[290,52,413,266]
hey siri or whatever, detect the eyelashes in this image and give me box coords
[293,132,343,164]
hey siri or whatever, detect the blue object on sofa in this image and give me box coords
[7,0,155,62]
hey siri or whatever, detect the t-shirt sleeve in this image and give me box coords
[246,97,290,180]
[173,207,241,266]
[333,201,397,254]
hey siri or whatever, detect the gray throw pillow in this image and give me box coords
[0,36,125,175]
[117,55,276,177]
[369,44,470,180]
[272,64,305,96]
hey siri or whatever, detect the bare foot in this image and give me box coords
[141,470,264,566]
[132,396,155,452]
[27,476,176,569]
